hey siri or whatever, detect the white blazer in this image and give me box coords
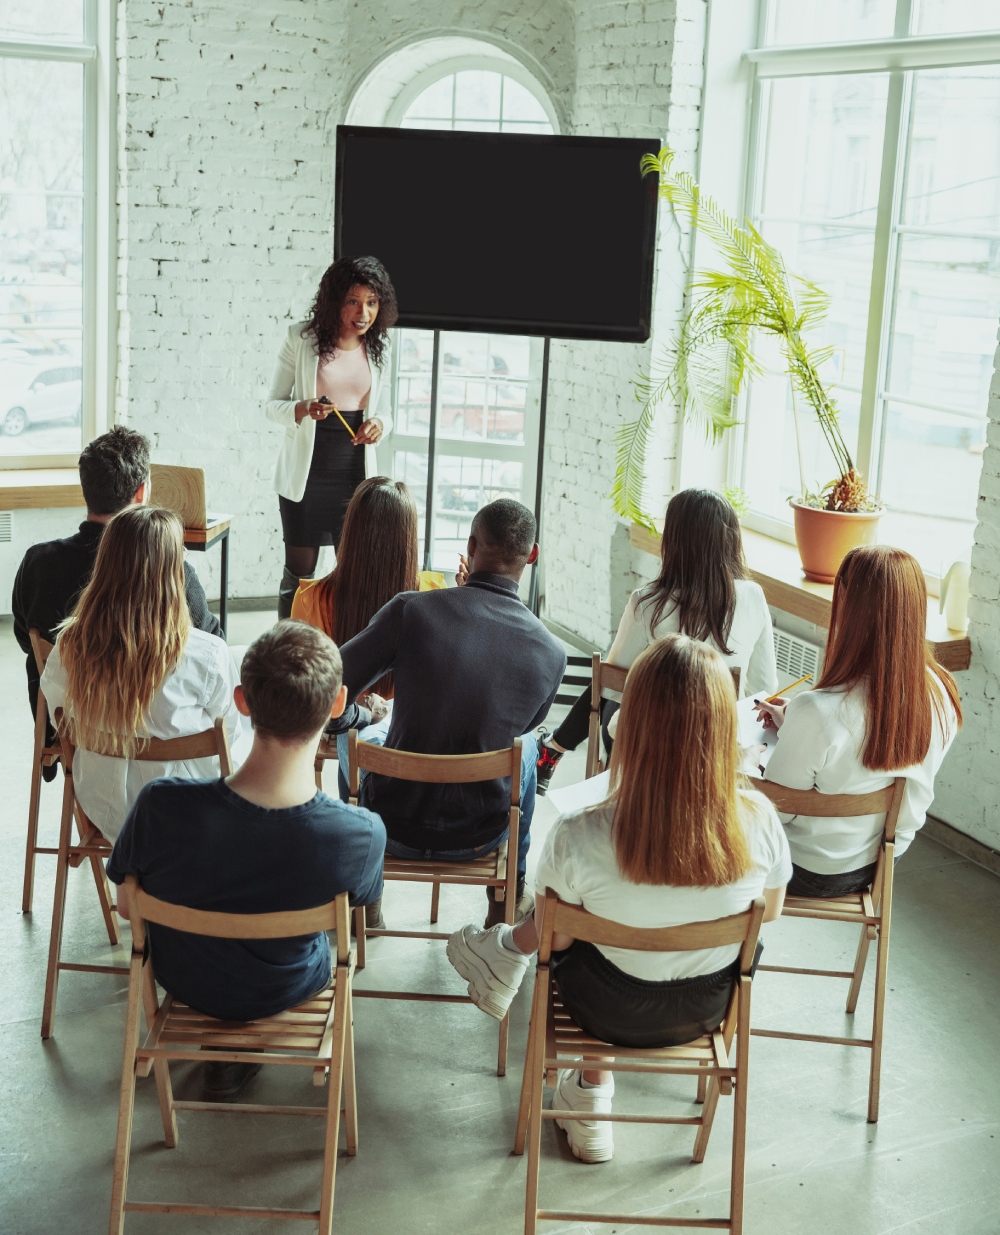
[265,321,394,503]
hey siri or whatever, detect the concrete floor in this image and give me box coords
[2,607,999,1235]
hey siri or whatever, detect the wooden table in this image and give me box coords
[630,522,971,673]
[184,518,232,638]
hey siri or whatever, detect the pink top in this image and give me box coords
[315,343,372,411]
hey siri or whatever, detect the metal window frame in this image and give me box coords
[0,0,116,472]
[736,0,1000,523]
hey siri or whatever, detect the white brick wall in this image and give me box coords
[116,0,348,602]
[930,334,1000,853]
[541,0,706,647]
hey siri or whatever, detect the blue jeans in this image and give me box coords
[379,732,537,881]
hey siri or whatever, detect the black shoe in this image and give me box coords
[203,1060,262,1100]
[351,897,386,935]
[41,762,59,784]
[535,733,564,797]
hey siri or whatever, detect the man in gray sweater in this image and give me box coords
[330,498,566,926]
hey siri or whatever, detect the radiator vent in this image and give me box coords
[0,511,11,544]
[774,628,823,685]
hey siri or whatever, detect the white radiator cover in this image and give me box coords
[773,627,824,685]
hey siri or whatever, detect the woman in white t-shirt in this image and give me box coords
[41,505,250,843]
[448,634,790,1163]
[760,544,961,898]
[536,488,777,794]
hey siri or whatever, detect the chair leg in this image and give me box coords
[89,853,121,946]
[430,880,441,924]
[522,978,549,1235]
[729,982,752,1235]
[868,855,894,1123]
[318,973,350,1235]
[41,778,75,1039]
[108,953,145,1235]
[692,1077,722,1164]
[342,984,358,1157]
[22,741,45,914]
[696,1062,708,1105]
[498,1011,509,1079]
[354,907,366,971]
[152,1059,178,1148]
[846,922,873,1014]
[515,972,545,1155]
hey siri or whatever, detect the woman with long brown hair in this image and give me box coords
[536,488,777,794]
[447,635,790,1162]
[265,256,399,618]
[40,505,250,841]
[761,544,962,898]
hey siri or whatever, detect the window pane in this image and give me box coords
[432,455,523,570]
[502,79,548,124]
[761,75,888,224]
[903,66,1000,231]
[454,70,501,121]
[399,118,452,131]
[915,0,1000,35]
[406,76,454,120]
[877,402,984,572]
[768,0,897,45]
[0,0,83,40]
[0,58,84,457]
[394,328,433,436]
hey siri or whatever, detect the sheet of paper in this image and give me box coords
[736,695,778,777]
[545,770,612,819]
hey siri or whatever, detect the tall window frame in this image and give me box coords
[0,0,116,471]
[732,0,1000,576]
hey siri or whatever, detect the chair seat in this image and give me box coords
[784,891,867,913]
[153,988,338,1054]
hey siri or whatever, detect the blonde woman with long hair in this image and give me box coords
[41,505,251,842]
[447,635,790,1163]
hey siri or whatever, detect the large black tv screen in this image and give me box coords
[335,125,660,343]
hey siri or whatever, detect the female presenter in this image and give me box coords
[265,255,398,617]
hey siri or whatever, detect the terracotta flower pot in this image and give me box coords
[790,499,884,584]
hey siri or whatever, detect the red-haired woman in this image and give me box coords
[447,635,790,1163]
[760,545,962,898]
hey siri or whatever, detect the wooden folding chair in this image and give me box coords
[316,730,522,1076]
[108,879,357,1234]
[515,892,765,1234]
[42,717,232,1039]
[23,630,68,913]
[750,777,906,1123]
[585,656,741,778]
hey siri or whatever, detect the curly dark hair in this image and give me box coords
[301,256,398,369]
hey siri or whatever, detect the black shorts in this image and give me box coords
[550,939,759,1050]
[786,861,878,898]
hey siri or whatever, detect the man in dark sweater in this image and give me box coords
[12,426,221,758]
[330,498,566,927]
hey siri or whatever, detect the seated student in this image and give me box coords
[12,425,221,772]
[760,545,961,897]
[108,622,386,1099]
[327,497,566,928]
[41,506,251,843]
[447,634,790,1163]
[536,488,777,793]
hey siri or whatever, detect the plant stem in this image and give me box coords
[789,380,807,499]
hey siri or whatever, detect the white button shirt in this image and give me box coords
[41,628,252,843]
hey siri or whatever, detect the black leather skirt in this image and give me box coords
[551,939,752,1049]
[278,411,366,547]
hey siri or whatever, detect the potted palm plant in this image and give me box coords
[613,148,883,583]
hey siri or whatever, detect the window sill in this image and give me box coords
[0,468,84,510]
[629,522,971,673]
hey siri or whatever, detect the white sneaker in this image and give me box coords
[446,923,531,1020]
[551,1069,615,1163]
[513,891,535,925]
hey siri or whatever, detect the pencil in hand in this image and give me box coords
[318,397,358,440]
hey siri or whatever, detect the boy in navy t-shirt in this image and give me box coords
[107,621,385,1098]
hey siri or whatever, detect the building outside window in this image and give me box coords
[735,0,1000,578]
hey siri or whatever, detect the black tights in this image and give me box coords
[284,545,321,577]
[552,690,619,755]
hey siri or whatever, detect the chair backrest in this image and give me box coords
[537,889,765,976]
[756,776,906,843]
[127,875,351,963]
[55,711,233,777]
[29,628,54,675]
[731,666,741,695]
[589,656,741,711]
[348,731,522,803]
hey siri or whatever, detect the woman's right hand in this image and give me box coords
[755,698,787,730]
[295,399,331,425]
[359,693,390,724]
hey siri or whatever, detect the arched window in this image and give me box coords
[398,66,554,135]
